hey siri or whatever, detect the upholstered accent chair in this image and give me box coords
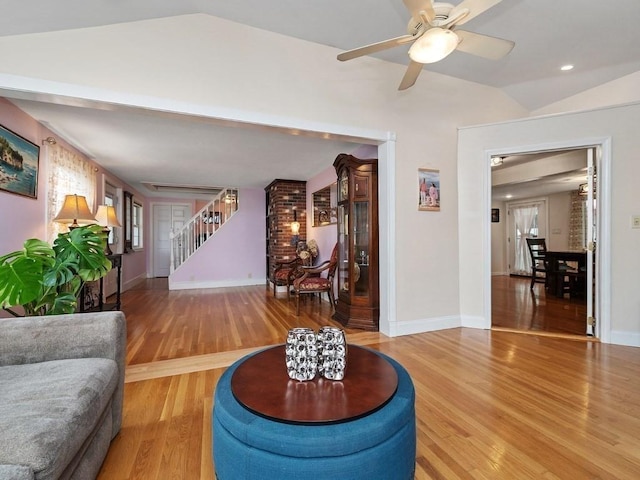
[292,244,338,315]
[272,257,303,299]
[272,241,320,299]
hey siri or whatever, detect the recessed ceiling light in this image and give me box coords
[490,156,504,167]
[560,64,574,71]
[505,194,513,199]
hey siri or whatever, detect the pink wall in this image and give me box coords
[1,96,375,297]
[0,97,149,291]
[170,188,266,285]
[305,146,376,264]
[305,165,338,264]
[0,98,52,251]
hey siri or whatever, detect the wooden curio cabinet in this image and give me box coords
[332,154,379,331]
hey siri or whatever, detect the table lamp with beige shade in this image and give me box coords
[53,194,97,230]
[94,205,122,255]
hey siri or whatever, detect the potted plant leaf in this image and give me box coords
[0,224,112,316]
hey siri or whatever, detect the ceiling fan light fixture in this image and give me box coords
[408,28,459,64]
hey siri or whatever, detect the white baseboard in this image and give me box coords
[168,278,267,291]
[460,315,490,329]
[123,273,148,292]
[609,330,640,347]
[386,315,461,337]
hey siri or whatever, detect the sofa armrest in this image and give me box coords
[0,311,127,437]
[0,312,126,367]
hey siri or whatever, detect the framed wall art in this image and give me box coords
[418,168,440,212]
[0,124,40,199]
[312,182,338,227]
[491,208,500,223]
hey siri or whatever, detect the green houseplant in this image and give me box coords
[0,224,112,316]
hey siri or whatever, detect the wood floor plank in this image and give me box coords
[98,280,640,479]
[491,275,588,335]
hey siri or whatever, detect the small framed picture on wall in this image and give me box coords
[491,208,500,223]
[418,168,440,212]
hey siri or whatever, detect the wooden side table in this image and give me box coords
[79,254,122,312]
[231,344,398,423]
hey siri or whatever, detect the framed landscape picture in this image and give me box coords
[0,124,39,199]
[418,168,440,212]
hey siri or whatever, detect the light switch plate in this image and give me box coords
[632,216,640,228]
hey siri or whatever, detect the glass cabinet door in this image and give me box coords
[339,171,349,203]
[353,201,369,297]
[338,203,349,293]
[338,170,350,294]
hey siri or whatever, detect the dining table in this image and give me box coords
[545,250,587,298]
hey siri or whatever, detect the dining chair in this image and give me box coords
[526,238,549,290]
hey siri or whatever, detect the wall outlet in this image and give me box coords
[633,216,640,229]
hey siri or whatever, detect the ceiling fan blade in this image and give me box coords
[398,60,424,91]
[455,30,514,60]
[450,0,504,26]
[337,35,416,61]
[403,0,435,25]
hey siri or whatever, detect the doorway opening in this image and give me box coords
[490,147,598,337]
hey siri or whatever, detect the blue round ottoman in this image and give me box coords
[212,346,416,480]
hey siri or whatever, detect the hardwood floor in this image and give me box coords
[98,280,640,479]
[492,275,588,336]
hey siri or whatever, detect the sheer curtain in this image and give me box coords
[46,144,97,243]
[512,205,537,275]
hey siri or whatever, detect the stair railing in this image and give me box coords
[170,188,239,273]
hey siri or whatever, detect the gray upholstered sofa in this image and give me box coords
[0,311,126,480]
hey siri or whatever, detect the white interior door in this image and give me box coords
[153,203,191,277]
[586,148,596,336]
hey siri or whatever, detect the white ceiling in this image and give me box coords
[1,0,638,197]
[491,150,588,201]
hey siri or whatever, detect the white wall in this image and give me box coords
[0,14,528,335]
[547,192,571,251]
[459,101,640,346]
[533,71,640,116]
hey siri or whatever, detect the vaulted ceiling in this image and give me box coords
[1,0,638,197]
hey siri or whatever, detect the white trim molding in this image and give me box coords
[610,331,640,348]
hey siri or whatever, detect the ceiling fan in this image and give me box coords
[337,0,515,90]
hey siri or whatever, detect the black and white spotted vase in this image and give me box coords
[317,326,347,381]
[285,327,318,382]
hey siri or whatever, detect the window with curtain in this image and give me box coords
[46,144,97,243]
[132,200,143,249]
[104,182,118,247]
[511,204,538,275]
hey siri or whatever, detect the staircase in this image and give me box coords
[170,188,239,273]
